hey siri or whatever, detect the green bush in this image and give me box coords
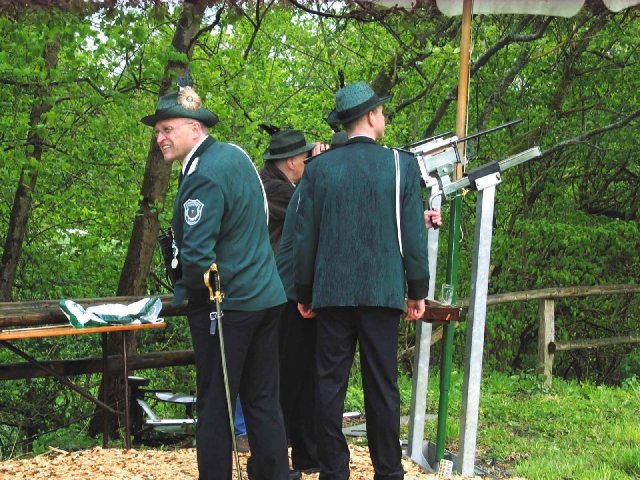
[619,347,640,381]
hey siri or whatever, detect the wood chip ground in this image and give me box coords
[0,445,517,479]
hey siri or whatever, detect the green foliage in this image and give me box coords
[480,209,640,377]
[1,1,639,460]
[345,377,365,414]
[31,426,98,456]
[620,375,640,394]
[619,348,640,380]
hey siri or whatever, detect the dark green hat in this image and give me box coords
[141,89,219,128]
[330,131,349,147]
[327,81,390,126]
[263,129,315,161]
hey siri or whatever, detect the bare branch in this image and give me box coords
[286,0,394,23]
[477,48,531,130]
[187,3,225,53]
[423,16,551,137]
[538,107,640,161]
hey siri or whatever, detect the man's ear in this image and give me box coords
[366,110,375,128]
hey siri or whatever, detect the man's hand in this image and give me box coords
[405,298,425,321]
[424,207,442,229]
[311,142,329,157]
[298,303,316,318]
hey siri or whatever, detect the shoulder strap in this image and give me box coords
[179,136,216,186]
[393,149,403,257]
[229,143,269,224]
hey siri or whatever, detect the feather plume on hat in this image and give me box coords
[259,124,281,136]
[177,67,202,112]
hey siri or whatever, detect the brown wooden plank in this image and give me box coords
[458,284,640,307]
[0,296,188,329]
[554,335,640,351]
[422,299,462,323]
[0,350,195,381]
[0,322,166,341]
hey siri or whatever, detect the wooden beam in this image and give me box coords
[454,0,473,180]
[554,336,640,352]
[537,299,555,388]
[0,295,187,328]
[0,350,194,381]
[457,284,640,307]
[0,322,165,340]
[1,284,636,327]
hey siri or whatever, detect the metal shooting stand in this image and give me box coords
[402,124,541,475]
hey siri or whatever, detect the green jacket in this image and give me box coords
[171,136,286,310]
[294,136,429,311]
[275,185,301,301]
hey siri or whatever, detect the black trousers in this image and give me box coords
[188,304,289,480]
[315,306,404,480]
[279,300,318,470]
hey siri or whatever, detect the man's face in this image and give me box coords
[154,118,198,163]
[289,151,308,183]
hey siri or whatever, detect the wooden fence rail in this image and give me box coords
[458,284,640,387]
[1,285,638,385]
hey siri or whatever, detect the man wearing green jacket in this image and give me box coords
[142,79,290,480]
[294,81,430,480]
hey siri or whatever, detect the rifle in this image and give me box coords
[399,119,540,208]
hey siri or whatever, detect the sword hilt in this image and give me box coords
[204,263,224,303]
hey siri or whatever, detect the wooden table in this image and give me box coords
[422,299,463,323]
[0,322,166,449]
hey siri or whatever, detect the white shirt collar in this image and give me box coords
[348,134,375,141]
[181,136,208,174]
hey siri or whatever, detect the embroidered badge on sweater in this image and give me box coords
[184,199,204,225]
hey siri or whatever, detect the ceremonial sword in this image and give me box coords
[204,264,243,480]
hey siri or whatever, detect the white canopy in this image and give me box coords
[373,0,640,16]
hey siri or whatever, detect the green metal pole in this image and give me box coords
[435,193,462,461]
[436,0,473,462]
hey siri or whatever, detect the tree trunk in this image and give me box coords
[116,1,210,298]
[89,1,212,440]
[0,39,60,301]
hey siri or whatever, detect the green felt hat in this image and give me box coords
[263,129,315,161]
[330,131,349,147]
[141,90,218,128]
[327,81,390,126]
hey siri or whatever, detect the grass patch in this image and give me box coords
[389,369,640,478]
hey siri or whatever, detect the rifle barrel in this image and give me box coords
[457,119,522,144]
[443,146,540,195]
[402,131,453,150]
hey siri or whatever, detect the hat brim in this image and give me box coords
[141,104,219,128]
[327,95,391,127]
[263,142,315,161]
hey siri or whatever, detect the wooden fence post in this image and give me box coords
[538,298,555,387]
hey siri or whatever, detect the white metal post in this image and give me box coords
[407,195,441,466]
[458,173,501,475]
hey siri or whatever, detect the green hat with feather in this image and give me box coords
[141,68,219,128]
